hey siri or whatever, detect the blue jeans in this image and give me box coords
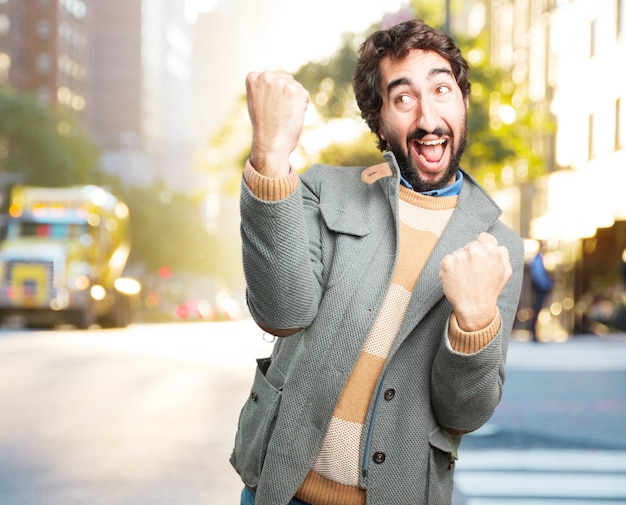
[240,487,311,505]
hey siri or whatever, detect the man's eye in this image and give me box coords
[395,94,412,104]
[436,85,451,95]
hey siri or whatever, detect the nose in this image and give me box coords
[417,96,439,132]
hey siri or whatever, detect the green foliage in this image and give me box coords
[408,0,448,30]
[316,131,384,167]
[455,32,553,187]
[296,36,362,122]
[113,183,218,277]
[293,33,382,168]
[0,87,102,186]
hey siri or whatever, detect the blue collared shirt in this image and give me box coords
[400,170,464,196]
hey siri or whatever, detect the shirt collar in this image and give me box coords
[399,170,464,196]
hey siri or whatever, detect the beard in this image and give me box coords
[386,118,467,193]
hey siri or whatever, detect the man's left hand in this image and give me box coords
[439,232,512,332]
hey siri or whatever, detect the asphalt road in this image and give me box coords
[1,321,625,504]
[454,335,626,504]
[0,320,273,505]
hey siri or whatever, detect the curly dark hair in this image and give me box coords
[353,19,471,151]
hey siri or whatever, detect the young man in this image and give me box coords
[231,19,524,505]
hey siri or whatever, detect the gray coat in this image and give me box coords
[230,152,525,505]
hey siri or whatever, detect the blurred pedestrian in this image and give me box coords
[620,248,626,288]
[529,244,553,342]
[231,19,524,505]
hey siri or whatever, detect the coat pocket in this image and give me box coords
[318,202,370,288]
[426,427,459,504]
[230,359,282,489]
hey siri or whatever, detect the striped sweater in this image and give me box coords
[295,186,457,505]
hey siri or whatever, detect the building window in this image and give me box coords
[61,0,87,19]
[590,19,596,58]
[617,98,623,150]
[588,113,594,159]
[35,52,53,74]
[0,14,9,36]
[36,19,53,40]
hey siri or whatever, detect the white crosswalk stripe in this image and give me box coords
[453,449,626,504]
[505,339,626,371]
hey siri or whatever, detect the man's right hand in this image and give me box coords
[246,71,310,178]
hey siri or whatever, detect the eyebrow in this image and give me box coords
[386,67,454,95]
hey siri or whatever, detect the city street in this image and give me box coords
[0,321,625,504]
[454,335,626,504]
[0,319,274,505]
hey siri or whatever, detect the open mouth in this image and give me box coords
[414,138,447,165]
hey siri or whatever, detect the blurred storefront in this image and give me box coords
[495,154,626,341]
[489,0,626,340]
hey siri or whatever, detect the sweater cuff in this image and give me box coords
[448,309,501,354]
[244,159,299,201]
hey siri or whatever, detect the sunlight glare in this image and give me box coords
[185,0,218,23]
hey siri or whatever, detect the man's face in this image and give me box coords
[378,49,468,192]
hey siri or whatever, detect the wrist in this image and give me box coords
[250,147,291,178]
[454,308,497,333]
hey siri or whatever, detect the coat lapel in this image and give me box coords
[392,172,504,352]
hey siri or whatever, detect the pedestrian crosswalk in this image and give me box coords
[453,449,626,504]
[505,338,626,371]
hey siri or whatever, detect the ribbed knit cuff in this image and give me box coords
[243,159,299,201]
[448,309,501,354]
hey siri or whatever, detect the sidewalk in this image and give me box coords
[511,328,626,344]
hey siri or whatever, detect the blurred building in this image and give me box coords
[0,0,197,191]
[0,0,91,126]
[91,0,196,191]
[490,0,626,338]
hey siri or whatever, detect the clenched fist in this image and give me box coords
[246,71,310,178]
[439,232,512,332]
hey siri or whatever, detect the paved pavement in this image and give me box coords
[1,322,624,504]
[0,320,273,505]
[453,333,626,504]
[454,450,626,504]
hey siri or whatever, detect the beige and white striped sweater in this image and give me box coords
[295,186,458,505]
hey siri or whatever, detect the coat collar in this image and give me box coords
[360,151,502,225]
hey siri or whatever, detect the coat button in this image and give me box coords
[250,391,258,401]
[448,461,455,470]
[372,452,386,464]
[384,388,395,401]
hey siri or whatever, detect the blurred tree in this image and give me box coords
[316,131,382,167]
[455,30,553,189]
[113,184,217,277]
[0,87,102,186]
[296,35,362,123]
[201,94,251,195]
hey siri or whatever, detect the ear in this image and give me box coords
[379,130,386,140]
